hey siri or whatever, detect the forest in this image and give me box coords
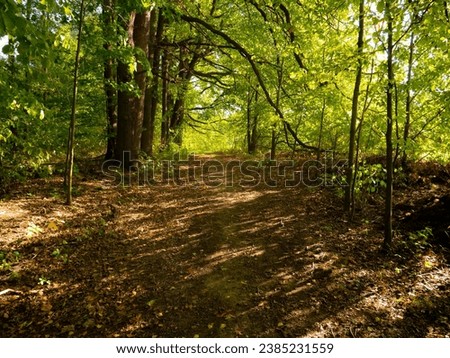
[0,0,450,338]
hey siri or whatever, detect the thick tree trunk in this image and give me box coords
[116,12,136,168]
[141,9,164,157]
[131,11,151,153]
[166,46,201,147]
[115,11,150,168]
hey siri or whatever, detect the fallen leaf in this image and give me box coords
[47,221,59,231]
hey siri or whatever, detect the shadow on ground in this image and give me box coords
[1,158,450,337]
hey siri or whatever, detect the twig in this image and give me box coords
[0,289,23,296]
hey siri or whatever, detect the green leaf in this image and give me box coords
[63,6,72,16]
[376,1,384,14]
[2,44,12,54]
[1,11,16,33]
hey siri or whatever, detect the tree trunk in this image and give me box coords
[168,47,189,146]
[141,8,164,157]
[115,11,150,168]
[116,12,136,168]
[384,0,394,251]
[316,98,326,161]
[344,0,364,214]
[402,31,414,168]
[132,11,151,153]
[103,0,117,160]
[270,128,276,160]
[160,44,171,149]
[167,46,201,147]
[247,88,258,154]
[170,97,185,146]
[65,0,85,205]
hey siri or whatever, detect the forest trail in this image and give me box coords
[1,155,450,337]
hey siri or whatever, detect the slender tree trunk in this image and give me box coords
[170,97,185,146]
[247,88,258,154]
[316,98,326,161]
[103,0,117,160]
[344,0,364,214]
[160,44,170,149]
[351,59,375,220]
[65,0,85,205]
[270,56,283,161]
[402,31,414,168]
[444,1,450,22]
[246,89,253,153]
[250,96,258,153]
[384,0,394,250]
[270,128,276,160]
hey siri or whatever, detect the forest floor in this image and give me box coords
[1,154,450,338]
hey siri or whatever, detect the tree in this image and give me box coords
[115,9,151,169]
[65,0,85,205]
[141,8,164,157]
[345,0,365,215]
[246,86,259,154]
[103,0,118,161]
[383,0,395,251]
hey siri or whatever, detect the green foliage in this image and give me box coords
[157,143,189,161]
[405,227,433,251]
[51,247,69,264]
[38,276,52,286]
[354,163,387,195]
[0,0,449,192]
[0,250,20,272]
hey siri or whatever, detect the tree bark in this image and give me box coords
[103,0,117,160]
[141,8,164,157]
[402,31,414,168]
[160,43,171,149]
[344,0,364,214]
[247,89,258,154]
[65,0,85,205]
[383,0,394,251]
[116,12,136,168]
[316,98,326,161]
[132,11,151,153]
[115,11,150,168]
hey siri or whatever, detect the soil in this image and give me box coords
[1,154,450,338]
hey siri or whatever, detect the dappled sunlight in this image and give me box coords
[185,245,266,279]
[2,156,450,338]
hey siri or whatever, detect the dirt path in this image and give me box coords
[1,156,450,337]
